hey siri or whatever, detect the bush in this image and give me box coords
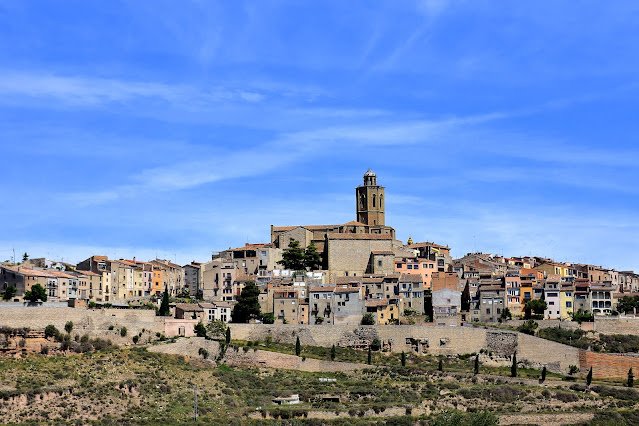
[517,320,538,335]
[44,325,60,339]
[538,327,590,349]
[262,313,275,324]
[108,325,115,330]
[370,338,381,351]
[361,313,375,325]
[132,335,139,344]
[64,321,73,334]
[40,345,49,355]
[120,327,127,337]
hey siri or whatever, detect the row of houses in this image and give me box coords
[0,256,187,303]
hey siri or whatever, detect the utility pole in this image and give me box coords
[12,247,15,265]
[193,385,198,421]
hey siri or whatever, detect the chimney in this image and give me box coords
[133,256,136,263]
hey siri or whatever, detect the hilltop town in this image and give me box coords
[4,170,639,425]
[2,170,638,326]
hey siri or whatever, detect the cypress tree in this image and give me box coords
[541,366,547,383]
[629,368,634,388]
[367,347,372,365]
[511,352,517,378]
[225,327,231,344]
[295,336,301,356]
[438,358,443,372]
[330,344,336,361]
[158,286,171,316]
[586,367,593,387]
[474,354,479,375]
[401,351,406,367]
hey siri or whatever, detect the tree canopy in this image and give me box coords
[2,286,17,301]
[158,287,171,316]
[24,283,47,303]
[277,239,322,271]
[231,281,261,323]
[525,299,547,319]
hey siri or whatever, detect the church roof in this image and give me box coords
[364,168,376,177]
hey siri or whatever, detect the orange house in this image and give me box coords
[152,267,166,295]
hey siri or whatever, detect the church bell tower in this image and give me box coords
[356,169,385,226]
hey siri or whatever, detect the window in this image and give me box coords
[397,264,403,268]
[566,301,572,308]
[413,264,419,269]
[407,265,412,269]
[378,260,382,267]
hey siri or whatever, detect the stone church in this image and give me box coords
[270,169,400,281]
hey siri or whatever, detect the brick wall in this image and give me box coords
[579,350,639,379]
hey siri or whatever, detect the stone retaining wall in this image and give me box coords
[0,307,164,343]
[228,324,580,374]
[594,317,639,335]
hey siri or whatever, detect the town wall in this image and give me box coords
[228,324,580,374]
[594,317,639,335]
[579,350,639,379]
[148,337,364,372]
[0,306,164,338]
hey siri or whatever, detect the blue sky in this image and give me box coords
[1,1,638,271]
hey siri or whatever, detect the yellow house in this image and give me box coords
[560,284,574,320]
[365,299,400,324]
[534,262,569,278]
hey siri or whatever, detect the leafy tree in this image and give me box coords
[277,240,306,271]
[361,313,375,325]
[629,368,634,387]
[541,366,547,382]
[331,344,336,361]
[194,322,207,337]
[262,313,275,324]
[617,296,639,314]
[315,316,324,324]
[44,324,59,339]
[2,286,17,301]
[205,320,227,340]
[367,347,372,365]
[304,242,322,271]
[401,351,406,367]
[158,286,171,316]
[231,281,261,323]
[461,281,471,312]
[24,283,47,303]
[525,299,547,319]
[474,354,479,375]
[569,365,579,375]
[295,336,301,356]
[586,367,593,386]
[511,352,517,377]
[500,307,512,320]
[571,309,594,324]
[225,327,231,344]
[64,321,73,334]
[517,319,538,336]
[370,338,381,351]
[22,252,29,262]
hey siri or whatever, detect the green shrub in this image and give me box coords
[120,327,127,337]
[64,321,73,334]
[44,324,59,339]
